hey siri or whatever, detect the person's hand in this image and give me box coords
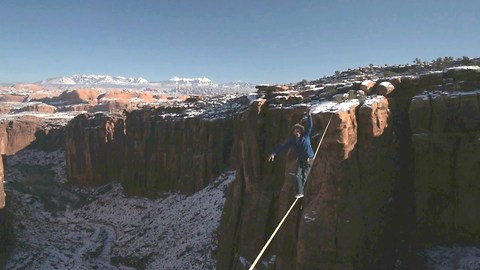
[268,154,275,162]
[300,108,310,121]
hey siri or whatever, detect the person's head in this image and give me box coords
[292,124,305,138]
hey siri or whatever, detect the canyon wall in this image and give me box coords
[55,67,480,268]
[65,107,235,195]
[410,90,480,244]
[0,115,63,263]
[218,98,404,269]
[0,115,48,210]
[218,68,480,269]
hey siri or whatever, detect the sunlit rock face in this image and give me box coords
[217,96,401,270]
[217,67,480,269]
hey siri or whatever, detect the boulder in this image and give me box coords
[0,115,43,155]
[0,94,26,103]
[360,80,376,94]
[256,84,292,93]
[42,89,100,105]
[16,103,57,114]
[377,81,395,95]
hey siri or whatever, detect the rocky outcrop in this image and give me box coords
[65,97,240,195]
[65,113,126,187]
[0,115,65,205]
[0,116,44,155]
[41,89,100,105]
[0,95,26,103]
[217,67,480,269]
[377,81,395,95]
[15,103,57,114]
[218,97,402,269]
[360,80,375,94]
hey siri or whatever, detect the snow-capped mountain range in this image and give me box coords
[37,74,255,95]
[39,74,150,85]
[168,76,212,85]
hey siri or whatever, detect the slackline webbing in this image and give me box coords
[248,113,333,270]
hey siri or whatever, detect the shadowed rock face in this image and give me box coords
[0,116,51,210]
[0,156,4,209]
[65,108,235,195]
[0,116,66,208]
[410,90,480,244]
[0,115,64,262]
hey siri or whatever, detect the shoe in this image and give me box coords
[295,194,304,199]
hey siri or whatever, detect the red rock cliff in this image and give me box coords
[65,106,234,195]
[218,98,401,269]
[0,116,47,209]
[217,68,480,269]
[61,67,480,269]
[0,115,62,261]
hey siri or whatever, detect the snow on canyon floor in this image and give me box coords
[3,149,234,269]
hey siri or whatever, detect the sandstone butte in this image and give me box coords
[0,66,480,269]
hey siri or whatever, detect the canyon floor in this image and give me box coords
[3,148,234,269]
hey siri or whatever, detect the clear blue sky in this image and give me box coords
[1,0,479,84]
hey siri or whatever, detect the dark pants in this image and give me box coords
[294,158,313,195]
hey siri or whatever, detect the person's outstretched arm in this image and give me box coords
[268,137,294,162]
[304,111,312,136]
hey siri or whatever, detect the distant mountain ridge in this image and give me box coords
[35,74,255,95]
[38,75,235,86]
[167,76,212,85]
[38,74,149,85]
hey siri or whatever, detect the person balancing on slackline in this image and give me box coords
[268,108,313,199]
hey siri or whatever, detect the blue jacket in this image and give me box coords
[272,113,314,159]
